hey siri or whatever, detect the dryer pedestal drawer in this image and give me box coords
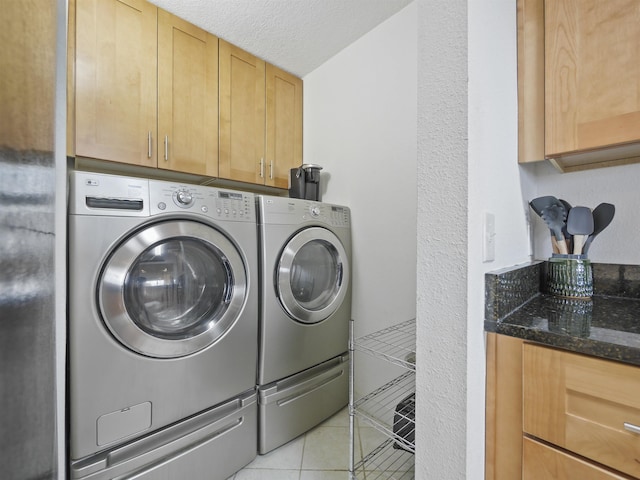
[71,390,257,480]
[258,353,349,454]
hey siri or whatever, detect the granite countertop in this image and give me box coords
[485,261,640,366]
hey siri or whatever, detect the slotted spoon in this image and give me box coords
[540,203,568,254]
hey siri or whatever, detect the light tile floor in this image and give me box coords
[227,407,369,479]
[227,406,415,479]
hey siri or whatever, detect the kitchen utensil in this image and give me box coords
[559,199,573,253]
[530,196,562,253]
[540,203,568,254]
[583,203,615,255]
[567,206,594,255]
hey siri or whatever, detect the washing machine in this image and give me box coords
[68,171,258,480]
[256,195,352,454]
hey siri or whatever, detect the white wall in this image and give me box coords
[467,0,534,477]
[303,3,418,395]
[527,161,640,263]
[306,0,530,477]
[416,0,469,475]
[418,0,531,478]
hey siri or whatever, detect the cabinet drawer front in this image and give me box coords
[523,344,640,477]
[523,437,628,480]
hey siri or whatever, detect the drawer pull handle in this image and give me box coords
[624,422,640,435]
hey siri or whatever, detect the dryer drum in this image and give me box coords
[276,227,349,324]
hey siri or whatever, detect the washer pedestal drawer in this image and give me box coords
[71,390,257,480]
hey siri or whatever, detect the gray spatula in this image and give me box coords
[530,196,562,253]
[583,203,615,255]
[541,203,568,254]
[567,206,594,255]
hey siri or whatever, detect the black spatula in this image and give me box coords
[583,203,615,255]
[558,199,573,254]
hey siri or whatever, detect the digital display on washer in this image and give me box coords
[219,192,243,200]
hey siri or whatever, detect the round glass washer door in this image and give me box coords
[98,220,247,358]
[277,227,349,324]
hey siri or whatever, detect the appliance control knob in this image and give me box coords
[176,190,193,206]
[310,206,321,217]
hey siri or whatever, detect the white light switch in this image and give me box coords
[483,212,496,262]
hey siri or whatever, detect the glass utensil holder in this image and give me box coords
[547,254,593,298]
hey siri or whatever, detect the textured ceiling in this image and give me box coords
[148,0,413,77]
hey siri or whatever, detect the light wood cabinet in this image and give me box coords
[157,10,218,176]
[485,333,524,480]
[73,0,302,187]
[486,334,640,479]
[523,343,640,479]
[218,40,266,185]
[265,64,303,189]
[74,0,218,176]
[75,0,158,168]
[1,0,56,152]
[523,437,628,480]
[517,0,640,172]
[219,40,303,187]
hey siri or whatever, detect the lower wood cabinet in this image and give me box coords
[523,343,640,479]
[523,437,628,480]
[486,333,640,479]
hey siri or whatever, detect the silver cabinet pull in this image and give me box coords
[259,158,264,178]
[269,160,273,179]
[624,422,640,435]
[164,136,168,161]
[147,132,152,158]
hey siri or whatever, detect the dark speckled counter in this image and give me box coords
[485,261,640,366]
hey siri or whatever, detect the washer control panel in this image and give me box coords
[174,189,194,207]
[149,180,255,222]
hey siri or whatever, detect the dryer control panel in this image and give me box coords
[303,203,350,228]
[259,195,350,228]
[149,180,256,222]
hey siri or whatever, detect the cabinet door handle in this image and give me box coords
[269,160,273,179]
[164,136,169,161]
[147,132,152,158]
[259,158,264,178]
[624,422,640,435]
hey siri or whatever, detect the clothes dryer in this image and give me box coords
[256,195,352,453]
[68,171,258,480]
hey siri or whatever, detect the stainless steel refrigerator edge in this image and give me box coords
[1,1,62,479]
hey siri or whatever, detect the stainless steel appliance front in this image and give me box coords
[68,171,259,478]
[256,195,352,453]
